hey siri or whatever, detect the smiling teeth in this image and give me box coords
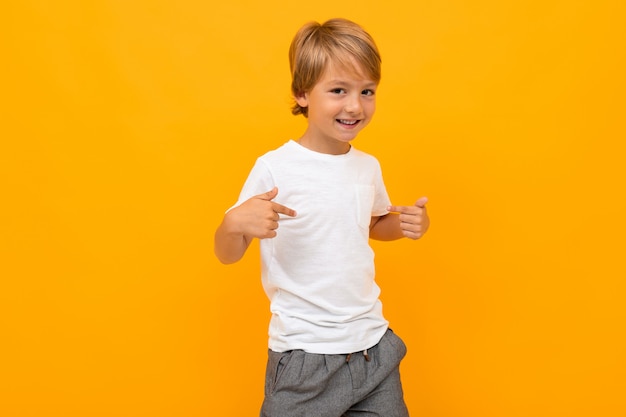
[339,119,358,125]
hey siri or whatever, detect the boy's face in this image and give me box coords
[296,62,377,155]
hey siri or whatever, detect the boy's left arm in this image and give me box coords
[369,197,430,241]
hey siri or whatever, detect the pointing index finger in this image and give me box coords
[387,204,423,214]
[272,202,297,217]
[387,205,408,214]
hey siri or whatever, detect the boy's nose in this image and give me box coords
[344,95,363,114]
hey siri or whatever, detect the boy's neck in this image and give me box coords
[297,134,352,155]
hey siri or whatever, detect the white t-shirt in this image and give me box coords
[232,140,392,354]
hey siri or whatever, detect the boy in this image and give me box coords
[214,18,429,417]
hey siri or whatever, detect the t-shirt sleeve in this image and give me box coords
[372,159,391,217]
[227,158,275,212]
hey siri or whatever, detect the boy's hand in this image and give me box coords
[388,197,430,240]
[226,187,296,239]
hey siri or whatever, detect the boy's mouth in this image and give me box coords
[337,119,359,126]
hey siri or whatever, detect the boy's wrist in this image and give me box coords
[222,210,244,237]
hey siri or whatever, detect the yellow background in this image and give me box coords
[2,1,625,416]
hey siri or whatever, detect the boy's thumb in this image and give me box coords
[258,187,278,201]
[415,197,428,208]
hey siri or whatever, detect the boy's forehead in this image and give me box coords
[322,60,377,84]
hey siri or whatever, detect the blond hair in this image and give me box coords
[288,18,382,117]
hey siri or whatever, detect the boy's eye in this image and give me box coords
[362,89,375,96]
[331,88,346,94]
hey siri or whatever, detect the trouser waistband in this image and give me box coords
[345,349,371,362]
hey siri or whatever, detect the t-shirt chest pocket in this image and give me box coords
[355,185,375,230]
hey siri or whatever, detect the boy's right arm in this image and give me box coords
[214,187,296,264]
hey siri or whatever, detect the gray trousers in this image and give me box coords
[260,329,409,417]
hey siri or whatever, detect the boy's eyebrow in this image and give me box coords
[324,79,378,88]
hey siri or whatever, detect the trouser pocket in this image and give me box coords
[265,350,294,395]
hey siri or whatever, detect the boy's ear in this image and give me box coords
[295,91,309,108]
